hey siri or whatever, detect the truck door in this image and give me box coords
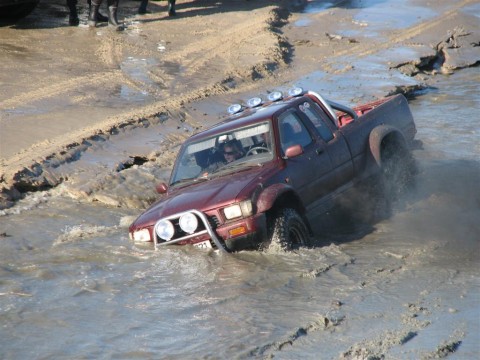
[297,100,354,187]
[276,109,334,208]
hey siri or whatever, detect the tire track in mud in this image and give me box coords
[247,239,471,359]
[339,301,466,360]
[0,71,122,110]
[248,313,342,358]
[245,245,354,358]
[0,32,147,110]
[96,33,125,68]
[336,241,470,359]
[0,80,231,179]
[166,8,289,80]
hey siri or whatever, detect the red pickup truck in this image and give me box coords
[129,88,417,252]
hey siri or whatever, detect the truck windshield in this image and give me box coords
[170,121,274,185]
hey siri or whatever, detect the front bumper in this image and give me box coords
[216,213,267,252]
[153,209,228,251]
[152,209,267,252]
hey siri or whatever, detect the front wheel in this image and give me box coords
[268,208,310,251]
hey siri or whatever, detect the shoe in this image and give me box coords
[108,6,125,31]
[69,15,79,26]
[97,12,109,22]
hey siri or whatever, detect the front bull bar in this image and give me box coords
[153,209,230,253]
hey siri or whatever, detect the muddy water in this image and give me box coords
[1,68,478,359]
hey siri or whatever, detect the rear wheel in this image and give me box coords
[380,141,416,200]
[269,208,310,250]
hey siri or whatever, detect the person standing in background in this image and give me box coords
[66,0,108,26]
[88,0,124,31]
[138,0,176,16]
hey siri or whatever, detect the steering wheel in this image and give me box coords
[246,146,269,156]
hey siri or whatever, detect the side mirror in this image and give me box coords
[155,182,168,194]
[284,144,303,159]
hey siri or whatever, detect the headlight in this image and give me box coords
[223,200,253,220]
[132,228,151,242]
[224,204,242,220]
[179,212,198,234]
[155,220,175,240]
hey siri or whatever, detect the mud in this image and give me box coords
[0,0,479,358]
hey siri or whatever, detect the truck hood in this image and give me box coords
[130,164,275,229]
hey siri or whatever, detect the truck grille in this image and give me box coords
[208,215,220,229]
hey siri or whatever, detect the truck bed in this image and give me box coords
[337,97,392,127]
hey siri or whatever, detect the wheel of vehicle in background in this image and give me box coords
[268,208,311,250]
[0,0,39,24]
[246,146,269,156]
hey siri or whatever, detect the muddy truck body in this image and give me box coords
[129,88,416,252]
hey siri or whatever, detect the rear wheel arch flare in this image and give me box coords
[369,125,407,168]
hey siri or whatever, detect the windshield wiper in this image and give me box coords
[170,176,209,187]
[170,178,196,187]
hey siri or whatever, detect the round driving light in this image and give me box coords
[155,219,175,240]
[247,97,262,108]
[288,87,304,97]
[267,91,283,102]
[228,104,243,115]
[179,212,198,234]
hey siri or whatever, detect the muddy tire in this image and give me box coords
[380,142,415,200]
[269,208,310,250]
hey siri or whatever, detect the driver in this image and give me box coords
[223,140,244,163]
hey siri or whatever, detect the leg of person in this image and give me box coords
[138,0,149,15]
[88,0,101,27]
[168,0,176,16]
[66,0,79,26]
[107,0,125,31]
[88,0,109,22]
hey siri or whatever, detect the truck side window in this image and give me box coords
[278,111,312,154]
[299,101,334,142]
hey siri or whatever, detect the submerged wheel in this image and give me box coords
[269,208,310,250]
[380,141,415,198]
